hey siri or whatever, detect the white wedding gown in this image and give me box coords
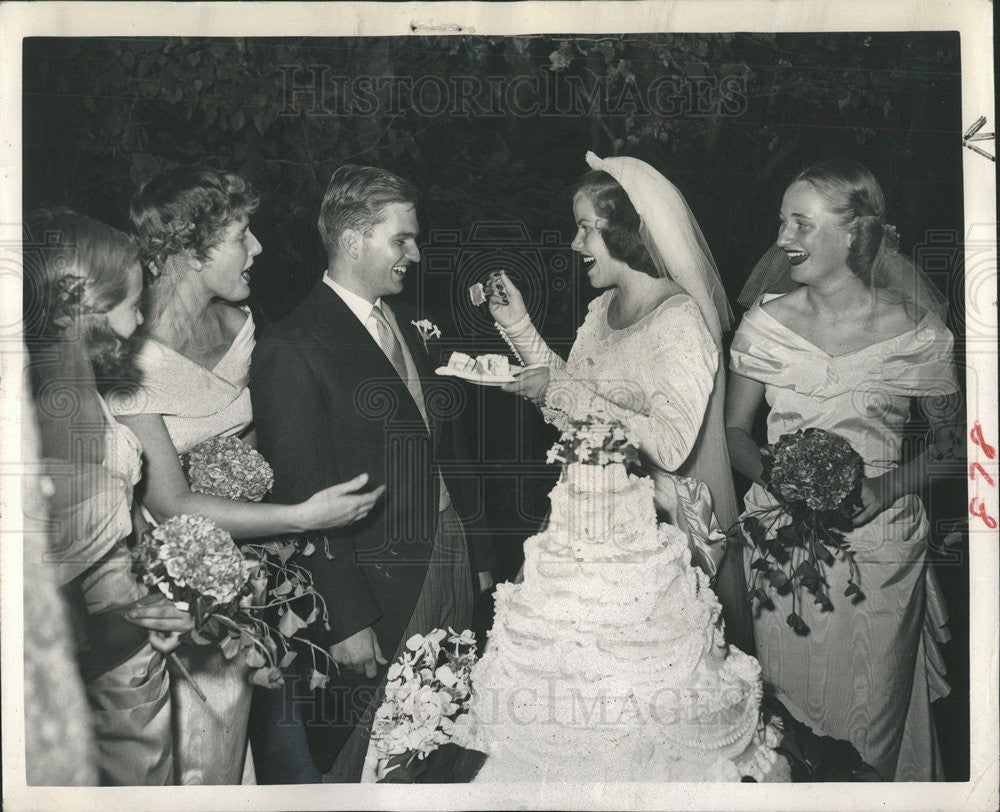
[502,290,728,574]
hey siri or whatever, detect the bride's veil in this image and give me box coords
[584,152,752,651]
[584,152,733,344]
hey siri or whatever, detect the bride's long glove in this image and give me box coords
[486,271,564,370]
[487,271,562,406]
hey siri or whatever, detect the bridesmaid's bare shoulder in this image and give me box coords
[214,301,250,334]
[866,297,919,339]
[759,289,807,320]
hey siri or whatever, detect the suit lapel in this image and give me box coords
[305,283,374,363]
[307,285,427,432]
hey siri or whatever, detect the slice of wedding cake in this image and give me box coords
[445,351,511,378]
[461,417,786,782]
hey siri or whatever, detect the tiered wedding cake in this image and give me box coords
[464,426,783,782]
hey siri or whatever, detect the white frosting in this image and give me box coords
[446,352,510,376]
[464,464,781,783]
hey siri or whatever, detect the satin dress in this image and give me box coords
[112,309,256,785]
[730,295,957,780]
[49,397,174,785]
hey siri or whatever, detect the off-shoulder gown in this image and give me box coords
[730,294,958,780]
[111,309,256,785]
[49,397,174,784]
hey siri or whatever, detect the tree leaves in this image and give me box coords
[24,32,960,325]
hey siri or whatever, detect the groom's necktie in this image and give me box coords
[370,304,408,382]
[369,303,451,512]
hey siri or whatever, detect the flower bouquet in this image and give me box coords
[132,513,336,698]
[175,435,335,687]
[180,435,274,502]
[544,412,640,493]
[370,628,487,783]
[743,428,866,634]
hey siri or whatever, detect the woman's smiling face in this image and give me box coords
[777,180,853,287]
[571,193,622,289]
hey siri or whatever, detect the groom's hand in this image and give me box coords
[330,626,387,678]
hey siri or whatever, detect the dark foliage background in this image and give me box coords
[22,32,970,779]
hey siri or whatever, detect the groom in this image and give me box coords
[250,164,494,781]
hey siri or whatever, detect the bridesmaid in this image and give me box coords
[725,159,960,779]
[111,167,384,784]
[24,207,192,784]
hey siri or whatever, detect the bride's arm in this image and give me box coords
[117,412,383,539]
[496,314,565,370]
[486,271,564,369]
[541,307,717,472]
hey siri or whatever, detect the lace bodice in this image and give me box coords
[504,291,718,474]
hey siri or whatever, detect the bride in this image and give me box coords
[488,152,753,653]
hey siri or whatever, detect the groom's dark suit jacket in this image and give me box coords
[250,281,494,772]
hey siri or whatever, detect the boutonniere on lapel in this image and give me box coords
[411,319,442,351]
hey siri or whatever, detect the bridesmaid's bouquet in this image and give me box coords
[132,514,337,697]
[743,428,866,634]
[370,628,486,783]
[181,436,274,502]
[177,435,334,687]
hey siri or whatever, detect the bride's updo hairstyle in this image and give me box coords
[130,166,259,274]
[574,170,659,278]
[792,159,897,286]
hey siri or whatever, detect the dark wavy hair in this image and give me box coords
[793,159,897,284]
[130,166,259,272]
[23,206,141,390]
[318,164,419,258]
[573,170,658,278]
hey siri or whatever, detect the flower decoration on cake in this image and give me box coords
[132,514,338,695]
[371,627,486,782]
[545,411,640,468]
[742,428,866,634]
[181,435,274,502]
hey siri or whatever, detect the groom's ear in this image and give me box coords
[340,228,362,261]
